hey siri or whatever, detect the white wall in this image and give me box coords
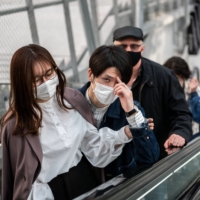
[143,24,177,65]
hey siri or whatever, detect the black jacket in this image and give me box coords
[132,57,192,158]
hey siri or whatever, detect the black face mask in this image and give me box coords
[127,51,141,67]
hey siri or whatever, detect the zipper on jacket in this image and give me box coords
[139,77,149,103]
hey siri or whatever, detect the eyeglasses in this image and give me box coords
[117,44,143,51]
[34,67,57,86]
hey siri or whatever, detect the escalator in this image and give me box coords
[76,138,200,200]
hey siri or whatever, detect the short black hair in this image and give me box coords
[163,56,191,80]
[89,45,132,84]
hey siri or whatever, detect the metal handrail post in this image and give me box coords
[63,0,79,81]
[90,0,100,47]
[134,0,144,28]
[155,0,160,15]
[25,0,39,44]
[113,0,119,29]
[184,0,190,28]
[78,0,96,55]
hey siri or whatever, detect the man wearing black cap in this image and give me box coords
[113,26,192,159]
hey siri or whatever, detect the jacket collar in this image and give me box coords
[25,134,43,165]
[63,87,95,126]
[79,82,121,119]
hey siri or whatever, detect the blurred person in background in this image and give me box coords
[163,56,200,135]
[163,56,191,89]
[0,44,141,200]
[188,78,200,124]
[79,45,159,181]
[113,26,192,158]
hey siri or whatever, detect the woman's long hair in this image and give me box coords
[0,44,70,136]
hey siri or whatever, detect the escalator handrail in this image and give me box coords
[96,138,200,200]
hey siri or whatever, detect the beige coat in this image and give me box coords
[1,87,95,200]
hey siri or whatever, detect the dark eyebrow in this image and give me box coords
[103,75,116,79]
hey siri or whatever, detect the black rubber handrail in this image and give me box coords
[95,138,200,200]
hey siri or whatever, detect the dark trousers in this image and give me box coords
[48,156,98,200]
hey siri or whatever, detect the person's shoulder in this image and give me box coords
[64,87,81,95]
[64,87,89,107]
[142,57,173,76]
[64,87,85,99]
[1,113,16,142]
[78,82,90,96]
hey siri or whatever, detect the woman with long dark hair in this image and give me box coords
[1,44,136,200]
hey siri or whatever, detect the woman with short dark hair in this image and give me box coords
[0,44,136,200]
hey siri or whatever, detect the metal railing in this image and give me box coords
[0,0,191,83]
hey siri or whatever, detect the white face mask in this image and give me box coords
[36,75,59,100]
[93,81,118,105]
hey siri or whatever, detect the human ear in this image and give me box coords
[141,45,145,54]
[88,68,94,82]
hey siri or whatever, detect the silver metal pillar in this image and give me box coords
[63,0,79,81]
[90,0,100,47]
[78,0,96,55]
[25,0,39,44]
[155,0,160,15]
[168,0,173,12]
[184,0,190,28]
[130,0,135,26]
[134,0,144,28]
[113,0,119,28]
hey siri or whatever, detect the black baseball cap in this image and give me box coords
[113,26,143,41]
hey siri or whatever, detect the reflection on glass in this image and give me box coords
[138,152,200,200]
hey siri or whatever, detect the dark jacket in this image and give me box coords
[132,57,192,158]
[79,82,160,180]
[188,91,200,124]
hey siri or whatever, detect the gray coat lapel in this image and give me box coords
[25,133,43,165]
[63,87,96,126]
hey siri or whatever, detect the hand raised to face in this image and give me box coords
[114,77,134,113]
[189,78,199,93]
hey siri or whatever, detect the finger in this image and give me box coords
[116,77,122,83]
[114,83,127,90]
[171,138,179,146]
[164,139,169,149]
[148,123,154,127]
[147,118,153,122]
[149,124,154,130]
[114,86,125,93]
[114,86,131,96]
[167,135,178,147]
[170,137,185,147]
[114,88,125,97]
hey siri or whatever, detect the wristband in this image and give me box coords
[125,108,137,117]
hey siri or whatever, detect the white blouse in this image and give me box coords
[28,95,131,200]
